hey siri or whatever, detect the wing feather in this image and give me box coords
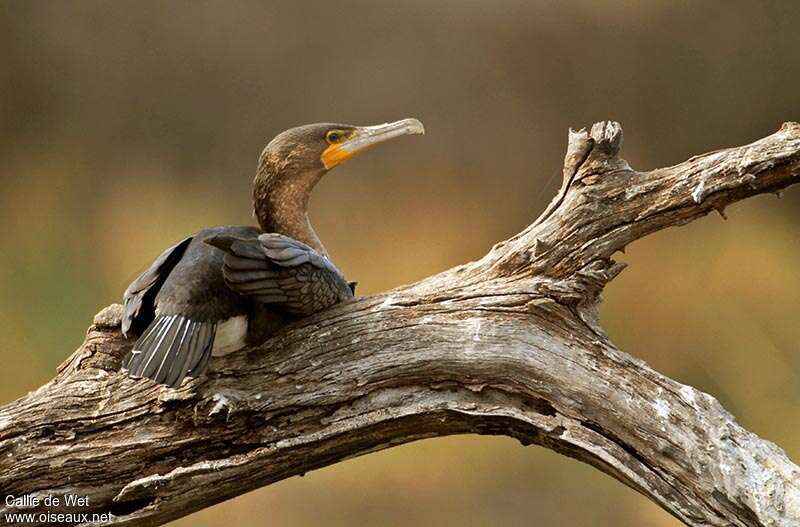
[205,233,354,317]
[122,236,193,336]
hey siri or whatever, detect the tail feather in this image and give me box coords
[122,315,166,370]
[151,317,189,384]
[140,315,182,379]
[190,324,216,379]
[162,320,196,387]
[121,315,170,372]
[183,323,215,380]
[123,315,215,387]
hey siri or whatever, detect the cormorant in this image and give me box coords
[120,118,425,387]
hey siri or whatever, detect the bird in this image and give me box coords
[120,118,425,387]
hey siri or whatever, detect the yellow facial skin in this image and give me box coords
[321,130,358,169]
[320,118,425,170]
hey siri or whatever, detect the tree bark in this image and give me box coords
[2,121,799,527]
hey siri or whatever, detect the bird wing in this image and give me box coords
[122,236,193,336]
[205,233,354,317]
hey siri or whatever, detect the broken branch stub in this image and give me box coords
[1,121,799,526]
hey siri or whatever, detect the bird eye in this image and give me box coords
[326,131,344,144]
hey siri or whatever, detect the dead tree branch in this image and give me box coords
[2,121,799,527]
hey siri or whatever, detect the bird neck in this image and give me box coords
[252,157,328,257]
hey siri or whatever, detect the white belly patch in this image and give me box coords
[212,315,248,356]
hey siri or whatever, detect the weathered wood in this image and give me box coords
[1,121,799,527]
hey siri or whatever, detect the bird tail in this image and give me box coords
[122,315,216,387]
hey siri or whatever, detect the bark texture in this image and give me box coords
[2,121,799,527]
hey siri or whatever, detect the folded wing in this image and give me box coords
[206,233,354,316]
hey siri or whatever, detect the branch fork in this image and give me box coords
[2,121,800,526]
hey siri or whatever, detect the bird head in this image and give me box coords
[258,118,425,179]
[253,118,424,253]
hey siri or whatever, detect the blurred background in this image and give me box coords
[1,1,799,525]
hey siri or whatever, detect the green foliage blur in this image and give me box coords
[1,2,798,525]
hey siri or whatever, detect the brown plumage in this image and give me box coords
[121,119,424,387]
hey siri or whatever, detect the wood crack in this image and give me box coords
[1,121,799,527]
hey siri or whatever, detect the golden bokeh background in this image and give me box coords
[1,2,799,526]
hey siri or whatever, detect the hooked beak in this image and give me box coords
[322,118,425,170]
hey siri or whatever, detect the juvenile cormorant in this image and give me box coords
[121,118,425,387]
